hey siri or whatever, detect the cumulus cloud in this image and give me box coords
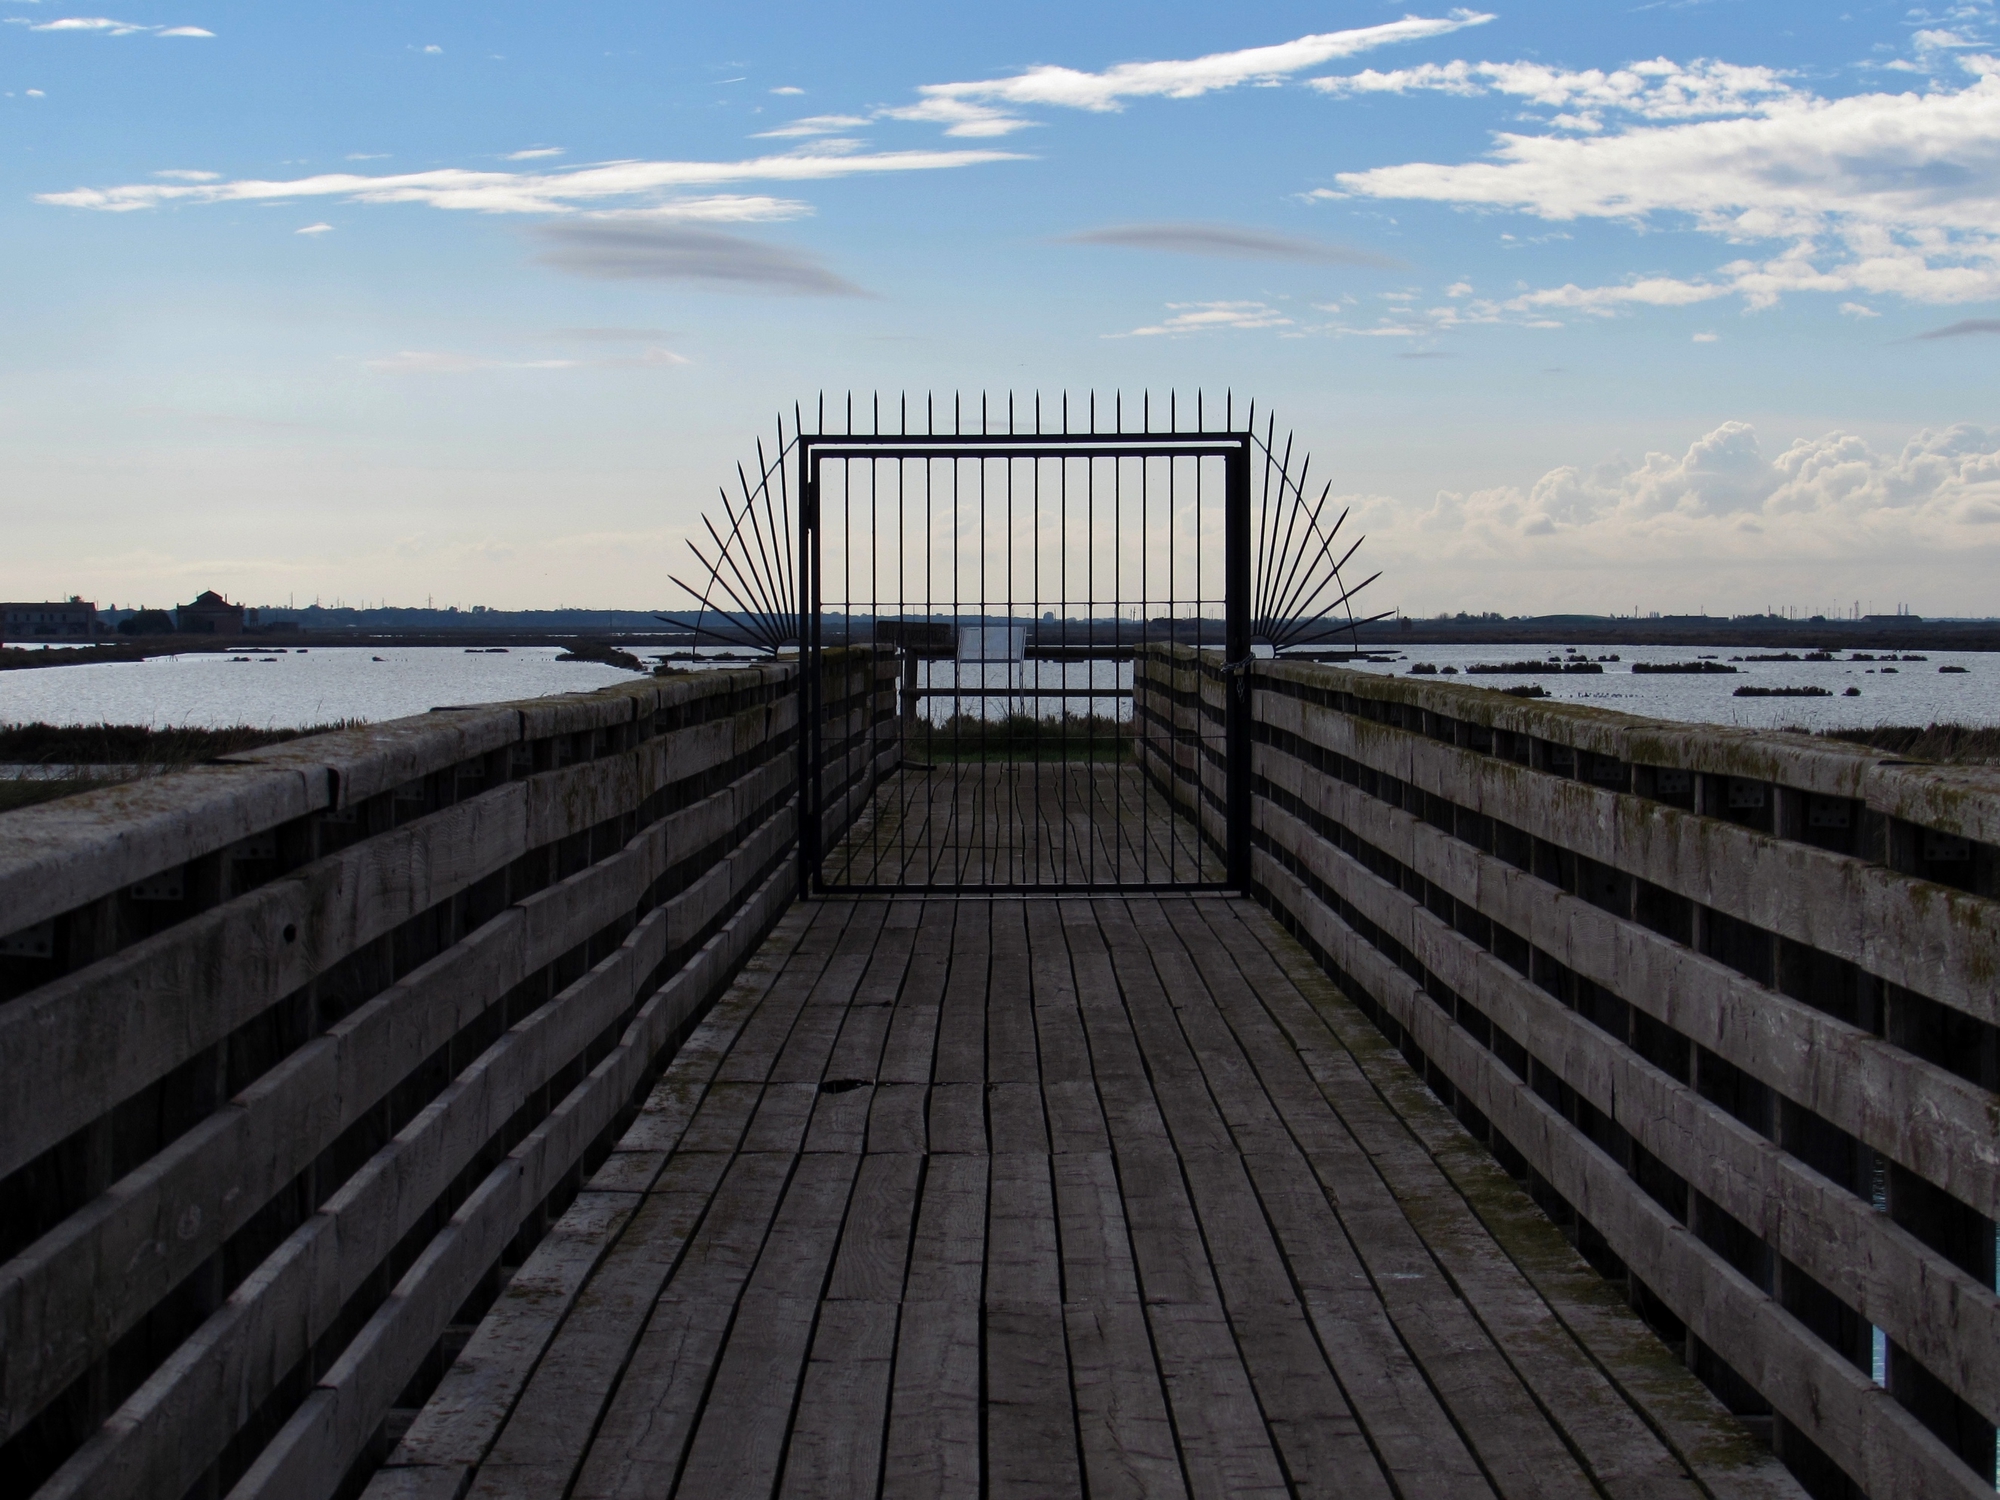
[529,219,863,295]
[1063,221,1403,267]
[1350,421,2000,607]
[1326,57,2000,312]
[1118,300,1295,336]
[38,148,1019,215]
[1311,56,1801,129]
[887,12,1493,136]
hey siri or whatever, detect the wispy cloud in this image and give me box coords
[152,168,218,181]
[1063,221,1402,267]
[1325,55,2000,311]
[1915,317,2000,338]
[753,114,870,138]
[1118,300,1295,336]
[13,14,211,35]
[505,146,563,160]
[529,218,863,295]
[884,12,1494,136]
[540,327,679,342]
[295,222,332,235]
[40,148,1023,215]
[365,346,691,374]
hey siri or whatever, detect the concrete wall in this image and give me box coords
[0,648,899,1500]
[1136,644,2000,1500]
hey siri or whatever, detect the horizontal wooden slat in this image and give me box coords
[1255,656,2000,848]
[1260,688,2000,1026]
[1257,794,2000,1427]
[1254,739,2000,1219]
[0,696,794,1182]
[233,855,798,1500]
[38,801,796,1500]
[1258,853,1992,1500]
[0,766,326,943]
[0,751,794,1438]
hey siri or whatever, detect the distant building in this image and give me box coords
[176,590,247,635]
[1,596,96,639]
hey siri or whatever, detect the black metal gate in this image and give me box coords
[671,393,1382,898]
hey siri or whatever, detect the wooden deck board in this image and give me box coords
[382,771,1786,1500]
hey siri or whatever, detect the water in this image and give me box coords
[1339,644,2000,730]
[0,641,1992,733]
[0,647,647,730]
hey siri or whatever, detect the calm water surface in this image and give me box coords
[0,642,1993,732]
[0,647,643,730]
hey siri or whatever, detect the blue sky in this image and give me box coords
[5,1,2000,617]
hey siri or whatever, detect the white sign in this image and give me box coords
[957,625,1028,663]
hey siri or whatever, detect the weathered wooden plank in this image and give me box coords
[985,1151,1082,1499]
[1199,895,1773,1500]
[1266,689,2000,1026]
[1259,736,2000,1220]
[882,1154,988,1500]
[1260,853,1972,1500]
[778,1298,899,1498]
[673,1149,865,1496]
[1258,796,2000,1427]
[1060,903,1290,1500]
[568,1150,798,1500]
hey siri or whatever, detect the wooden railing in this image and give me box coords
[1137,643,2000,1500]
[0,648,897,1500]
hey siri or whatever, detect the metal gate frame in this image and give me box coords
[797,429,1252,898]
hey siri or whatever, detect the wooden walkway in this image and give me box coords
[385,886,1789,1497]
[824,762,1222,887]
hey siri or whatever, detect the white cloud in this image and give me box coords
[1692,331,1719,341]
[753,114,870,138]
[1311,57,1801,129]
[24,88,44,96]
[24,14,209,35]
[1840,301,1880,318]
[770,86,805,96]
[1350,420,2000,606]
[1329,61,2000,311]
[422,44,441,54]
[152,168,218,181]
[39,148,1022,215]
[1118,300,1295,336]
[889,12,1494,136]
[31,16,146,31]
[505,146,563,160]
[295,222,332,234]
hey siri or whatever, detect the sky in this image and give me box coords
[4,1,2000,619]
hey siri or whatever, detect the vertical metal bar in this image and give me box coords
[798,438,819,899]
[1225,438,1252,891]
